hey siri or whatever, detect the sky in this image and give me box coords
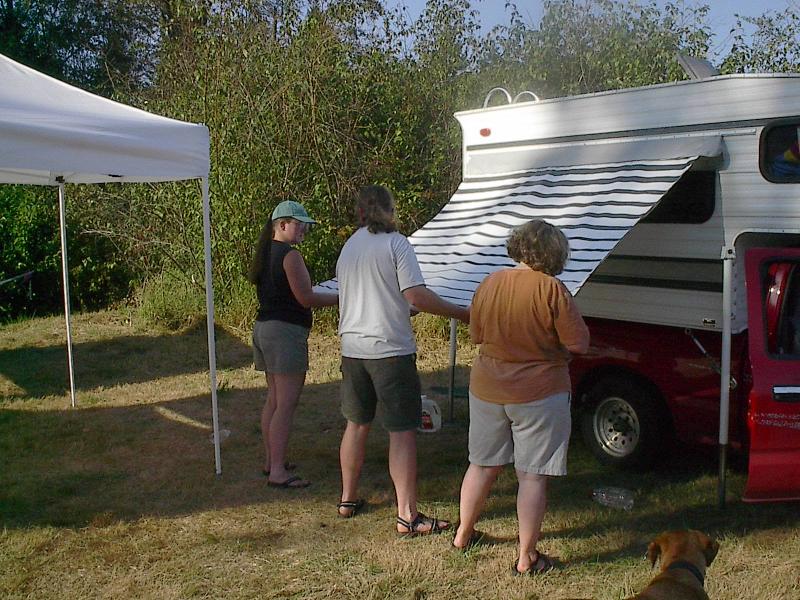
[391,0,795,61]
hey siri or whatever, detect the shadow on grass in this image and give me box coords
[0,321,251,398]
[540,441,800,565]
[0,380,337,528]
[2,363,799,565]
[0,366,468,530]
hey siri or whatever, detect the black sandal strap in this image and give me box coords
[338,499,365,518]
[396,515,415,531]
[397,512,435,533]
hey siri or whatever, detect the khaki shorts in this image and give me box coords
[468,390,571,476]
[252,319,309,374]
[340,354,422,432]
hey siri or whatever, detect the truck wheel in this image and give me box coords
[580,378,662,469]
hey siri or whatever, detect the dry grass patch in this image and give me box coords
[1,310,799,599]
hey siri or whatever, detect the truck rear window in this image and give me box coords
[761,122,800,183]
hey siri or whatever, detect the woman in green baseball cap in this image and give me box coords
[248,200,338,488]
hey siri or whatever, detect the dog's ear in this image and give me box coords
[694,531,720,566]
[646,539,662,568]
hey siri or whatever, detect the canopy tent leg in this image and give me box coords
[202,177,222,475]
[718,245,735,507]
[448,318,457,422]
[57,182,77,408]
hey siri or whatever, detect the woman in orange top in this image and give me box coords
[452,220,589,575]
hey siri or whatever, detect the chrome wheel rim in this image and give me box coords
[592,396,640,458]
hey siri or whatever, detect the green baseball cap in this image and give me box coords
[271,200,317,224]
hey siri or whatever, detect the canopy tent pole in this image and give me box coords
[202,177,222,475]
[57,181,77,408]
[448,317,457,422]
[718,245,735,507]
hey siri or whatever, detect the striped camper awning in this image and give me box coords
[317,135,723,307]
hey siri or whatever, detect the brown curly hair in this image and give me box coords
[506,220,570,275]
[357,185,397,233]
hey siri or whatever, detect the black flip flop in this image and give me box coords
[337,499,365,518]
[267,475,310,489]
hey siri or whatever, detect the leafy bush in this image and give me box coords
[0,186,133,322]
[0,186,59,321]
[134,270,205,331]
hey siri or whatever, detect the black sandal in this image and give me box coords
[337,499,365,518]
[396,512,450,537]
[267,475,310,489]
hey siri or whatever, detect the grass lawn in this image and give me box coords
[1,310,798,599]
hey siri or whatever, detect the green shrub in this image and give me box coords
[135,270,205,330]
[0,186,61,321]
[214,275,258,333]
[0,185,133,322]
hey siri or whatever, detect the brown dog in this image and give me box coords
[564,530,719,600]
[627,529,719,600]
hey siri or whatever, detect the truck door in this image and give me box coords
[744,248,800,502]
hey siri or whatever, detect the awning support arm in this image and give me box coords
[718,245,735,508]
[448,317,457,422]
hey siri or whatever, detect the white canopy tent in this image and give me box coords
[0,53,223,474]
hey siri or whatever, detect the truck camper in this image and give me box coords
[316,69,800,502]
[437,74,800,503]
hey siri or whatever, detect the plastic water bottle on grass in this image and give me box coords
[592,486,634,510]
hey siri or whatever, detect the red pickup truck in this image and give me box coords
[572,248,800,502]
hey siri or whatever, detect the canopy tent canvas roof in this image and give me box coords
[0,53,223,473]
[0,53,208,184]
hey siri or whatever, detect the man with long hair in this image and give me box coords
[335,185,469,533]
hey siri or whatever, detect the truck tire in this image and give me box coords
[580,378,663,469]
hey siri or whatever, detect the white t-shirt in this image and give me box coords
[337,227,425,358]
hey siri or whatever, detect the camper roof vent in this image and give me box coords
[677,54,720,80]
[483,87,540,108]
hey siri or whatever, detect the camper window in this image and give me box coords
[640,171,715,224]
[761,122,800,183]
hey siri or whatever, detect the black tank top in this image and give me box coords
[256,241,312,328]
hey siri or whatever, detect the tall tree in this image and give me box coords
[0,0,158,93]
[721,8,800,73]
[478,0,712,98]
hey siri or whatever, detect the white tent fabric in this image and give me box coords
[0,54,208,184]
[316,135,722,305]
[0,53,222,473]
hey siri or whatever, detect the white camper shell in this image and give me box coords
[440,73,800,504]
[453,74,800,331]
[315,74,800,501]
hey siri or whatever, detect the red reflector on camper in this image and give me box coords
[480,128,491,137]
